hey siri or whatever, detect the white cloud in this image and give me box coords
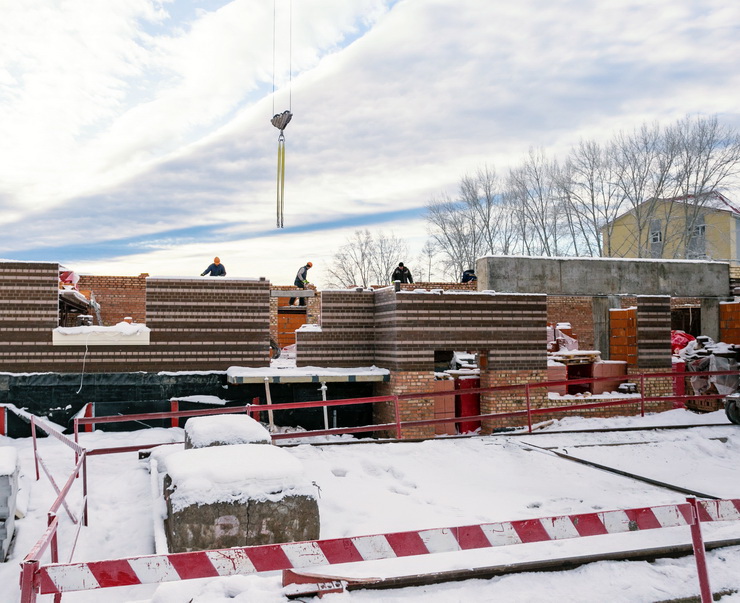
[2,0,740,285]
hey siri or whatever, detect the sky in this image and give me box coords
[2,407,739,602]
[2,0,740,287]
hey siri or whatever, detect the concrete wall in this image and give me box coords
[478,256,730,297]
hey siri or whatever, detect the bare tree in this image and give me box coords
[560,139,625,256]
[506,148,570,256]
[370,231,409,285]
[326,229,410,288]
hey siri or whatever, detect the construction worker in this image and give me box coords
[461,269,477,283]
[290,262,312,306]
[392,262,413,284]
[201,257,226,276]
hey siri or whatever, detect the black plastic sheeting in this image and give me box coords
[0,372,374,437]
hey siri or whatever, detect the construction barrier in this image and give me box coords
[20,498,740,602]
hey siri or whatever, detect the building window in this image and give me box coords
[649,230,662,244]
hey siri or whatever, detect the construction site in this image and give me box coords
[2,255,740,602]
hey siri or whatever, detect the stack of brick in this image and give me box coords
[720,301,740,345]
[0,447,19,561]
[609,307,637,364]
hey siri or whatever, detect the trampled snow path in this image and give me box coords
[1,409,739,603]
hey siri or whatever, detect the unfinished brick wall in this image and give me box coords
[636,296,672,369]
[144,277,270,371]
[296,290,376,367]
[0,262,59,372]
[0,264,272,373]
[270,285,319,349]
[374,371,436,439]
[547,296,595,349]
[77,274,147,325]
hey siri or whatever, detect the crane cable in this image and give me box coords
[271,0,292,228]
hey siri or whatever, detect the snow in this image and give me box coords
[54,321,150,336]
[226,365,390,379]
[171,395,228,406]
[183,415,270,446]
[1,408,739,602]
[156,444,315,512]
[0,446,17,476]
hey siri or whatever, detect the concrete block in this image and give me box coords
[184,415,271,449]
[161,444,319,553]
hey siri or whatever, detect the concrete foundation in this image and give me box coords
[160,443,319,553]
[163,486,319,553]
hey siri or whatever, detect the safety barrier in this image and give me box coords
[19,369,737,602]
[22,417,89,603]
[20,497,740,602]
[70,369,738,445]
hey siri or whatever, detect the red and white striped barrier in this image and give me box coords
[25,499,740,597]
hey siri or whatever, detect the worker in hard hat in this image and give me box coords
[290,262,312,306]
[201,257,226,276]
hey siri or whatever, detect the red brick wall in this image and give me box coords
[77,274,147,325]
[547,296,594,349]
[374,370,436,439]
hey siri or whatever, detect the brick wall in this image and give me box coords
[547,296,595,349]
[0,262,59,371]
[636,295,672,368]
[374,370,436,439]
[0,264,272,373]
[296,290,376,367]
[300,288,548,372]
[77,274,147,325]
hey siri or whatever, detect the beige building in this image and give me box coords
[602,192,740,266]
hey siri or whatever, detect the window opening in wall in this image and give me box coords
[688,222,707,259]
[649,219,663,259]
[671,306,701,337]
[434,350,455,372]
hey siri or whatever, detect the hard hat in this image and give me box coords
[307,262,313,267]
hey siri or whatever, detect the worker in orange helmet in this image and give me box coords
[290,262,312,306]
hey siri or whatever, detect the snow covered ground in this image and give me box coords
[1,408,740,603]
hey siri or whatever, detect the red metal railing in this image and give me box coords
[17,368,738,602]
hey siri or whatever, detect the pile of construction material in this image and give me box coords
[152,415,319,554]
[0,447,19,561]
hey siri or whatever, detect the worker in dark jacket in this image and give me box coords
[290,262,312,306]
[461,269,477,283]
[392,262,413,284]
[201,257,226,276]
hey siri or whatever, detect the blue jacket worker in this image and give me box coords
[201,257,226,276]
[290,262,312,306]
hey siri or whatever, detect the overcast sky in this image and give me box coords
[1,0,739,286]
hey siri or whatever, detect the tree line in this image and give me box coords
[327,115,740,286]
